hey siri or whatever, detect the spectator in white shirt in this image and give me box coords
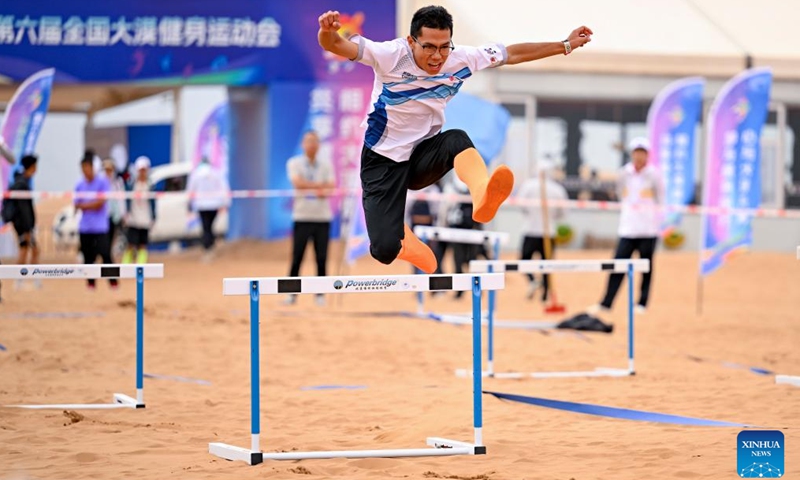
[122,156,155,264]
[589,137,665,314]
[103,159,126,260]
[186,157,230,260]
[284,131,335,306]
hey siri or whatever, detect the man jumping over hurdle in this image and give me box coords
[318,6,592,273]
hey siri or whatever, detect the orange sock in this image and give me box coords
[396,224,437,274]
[454,148,514,223]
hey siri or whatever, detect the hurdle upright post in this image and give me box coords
[471,275,483,445]
[486,238,501,376]
[250,281,262,462]
[416,268,425,315]
[627,263,635,375]
[136,267,144,405]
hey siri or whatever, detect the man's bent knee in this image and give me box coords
[444,129,474,153]
[370,241,401,265]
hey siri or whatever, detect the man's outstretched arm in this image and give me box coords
[318,10,359,60]
[505,26,593,65]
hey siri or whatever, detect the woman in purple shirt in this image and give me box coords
[74,154,117,290]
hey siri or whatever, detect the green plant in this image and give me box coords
[554,224,573,246]
[663,229,685,249]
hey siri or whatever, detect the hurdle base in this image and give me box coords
[455,367,634,379]
[209,443,264,465]
[5,392,144,410]
[776,375,800,387]
[113,393,145,408]
[209,437,483,464]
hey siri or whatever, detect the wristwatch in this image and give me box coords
[563,40,572,55]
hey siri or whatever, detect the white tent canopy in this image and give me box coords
[398,0,800,79]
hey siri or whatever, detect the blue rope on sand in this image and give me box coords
[484,391,752,427]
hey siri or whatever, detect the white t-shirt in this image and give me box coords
[517,177,569,237]
[186,163,231,212]
[286,155,335,222]
[128,180,153,228]
[351,35,507,162]
[617,163,665,238]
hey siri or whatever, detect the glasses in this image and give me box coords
[412,36,454,56]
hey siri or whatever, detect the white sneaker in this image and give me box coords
[587,304,610,315]
[314,294,326,307]
[282,295,297,306]
[526,280,540,300]
[634,305,647,315]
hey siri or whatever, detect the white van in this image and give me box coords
[52,162,228,252]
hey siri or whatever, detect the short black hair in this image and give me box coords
[410,5,453,38]
[82,149,95,163]
[21,154,37,170]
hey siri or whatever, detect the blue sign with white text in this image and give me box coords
[737,430,784,478]
[0,1,394,84]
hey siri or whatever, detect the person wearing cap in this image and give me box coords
[122,156,156,264]
[103,158,126,260]
[517,160,569,301]
[75,151,117,290]
[589,137,665,314]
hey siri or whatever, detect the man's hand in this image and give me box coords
[318,10,342,32]
[317,10,358,60]
[566,26,593,49]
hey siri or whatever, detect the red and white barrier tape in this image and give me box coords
[2,188,799,219]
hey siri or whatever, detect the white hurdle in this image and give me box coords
[0,264,164,409]
[412,226,535,322]
[209,272,504,465]
[413,226,556,329]
[462,258,650,379]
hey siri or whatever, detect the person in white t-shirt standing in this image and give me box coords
[318,6,592,274]
[103,158,127,260]
[186,157,231,261]
[589,138,665,314]
[122,156,156,264]
[517,161,569,301]
[284,131,335,306]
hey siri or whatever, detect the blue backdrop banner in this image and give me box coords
[0,1,395,85]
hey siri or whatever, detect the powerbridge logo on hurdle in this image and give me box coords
[737,430,784,478]
[21,267,77,277]
[333,278,401,291]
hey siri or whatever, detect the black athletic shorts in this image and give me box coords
[360,129,474,264]
[126,227,150,247]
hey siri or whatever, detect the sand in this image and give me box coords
[1,239,798,480]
